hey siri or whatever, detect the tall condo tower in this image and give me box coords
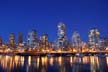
[18,32,23,44]
[40,34,49,50]
[55,22,69,51]
[72,32,82,48]
[88,28,100,49]
[9,33,15,45]
[0,36,2,46]
[27,29,38,48]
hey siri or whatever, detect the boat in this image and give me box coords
[75,53,84,57]
[47,54,54,57]
[66,54,72,57]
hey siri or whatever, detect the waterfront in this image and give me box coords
[0,55,108,72]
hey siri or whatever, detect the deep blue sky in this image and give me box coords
[0,0,108,42]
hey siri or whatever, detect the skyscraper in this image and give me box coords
[72,31,82,48]
[9,33,15,45]
[0,36,2,46]
[9,33,16,48]
[18,32,23,44]
[88,28,100,49]
[27,29,38,48]
[40,34,49,51]
[98,37,108,50]
[55,22,69,51]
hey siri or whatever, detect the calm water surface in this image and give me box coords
[0,55,108,72]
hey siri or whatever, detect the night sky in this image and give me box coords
[0,0,108,42]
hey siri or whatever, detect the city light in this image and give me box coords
[0,22,107,56]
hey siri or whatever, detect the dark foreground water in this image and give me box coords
[0,55,108,72]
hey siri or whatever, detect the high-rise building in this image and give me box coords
[99,37,108,50]
[55,22,69,51]
[27,29,38,48]
[40,34,49,50]
[88,28,100,49]
[0,36,2,46]
[72,32,82,48]
[9,33,15,45]
[40,34,48,43]
[18,32,23,44]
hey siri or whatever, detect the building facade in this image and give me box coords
[27,29,38,48]
[55,22,69,51]
[88,28,100,50]
[72,32,82,52]
[99,37,108,50]
[39,34,49,51]
[9,33,15,45]
[72,32,82,48]
[9,33,16,48]
[0,36,2,46]
[18,32,23,44]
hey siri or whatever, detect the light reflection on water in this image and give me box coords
[0,55,108,72]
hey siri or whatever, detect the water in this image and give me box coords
[0,55,108,72]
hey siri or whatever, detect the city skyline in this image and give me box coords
[0,0,108,42]
[0,22,107,44]
[0,22,108,43]
[0,0,108,72]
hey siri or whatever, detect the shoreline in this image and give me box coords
[0,51,108,56]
